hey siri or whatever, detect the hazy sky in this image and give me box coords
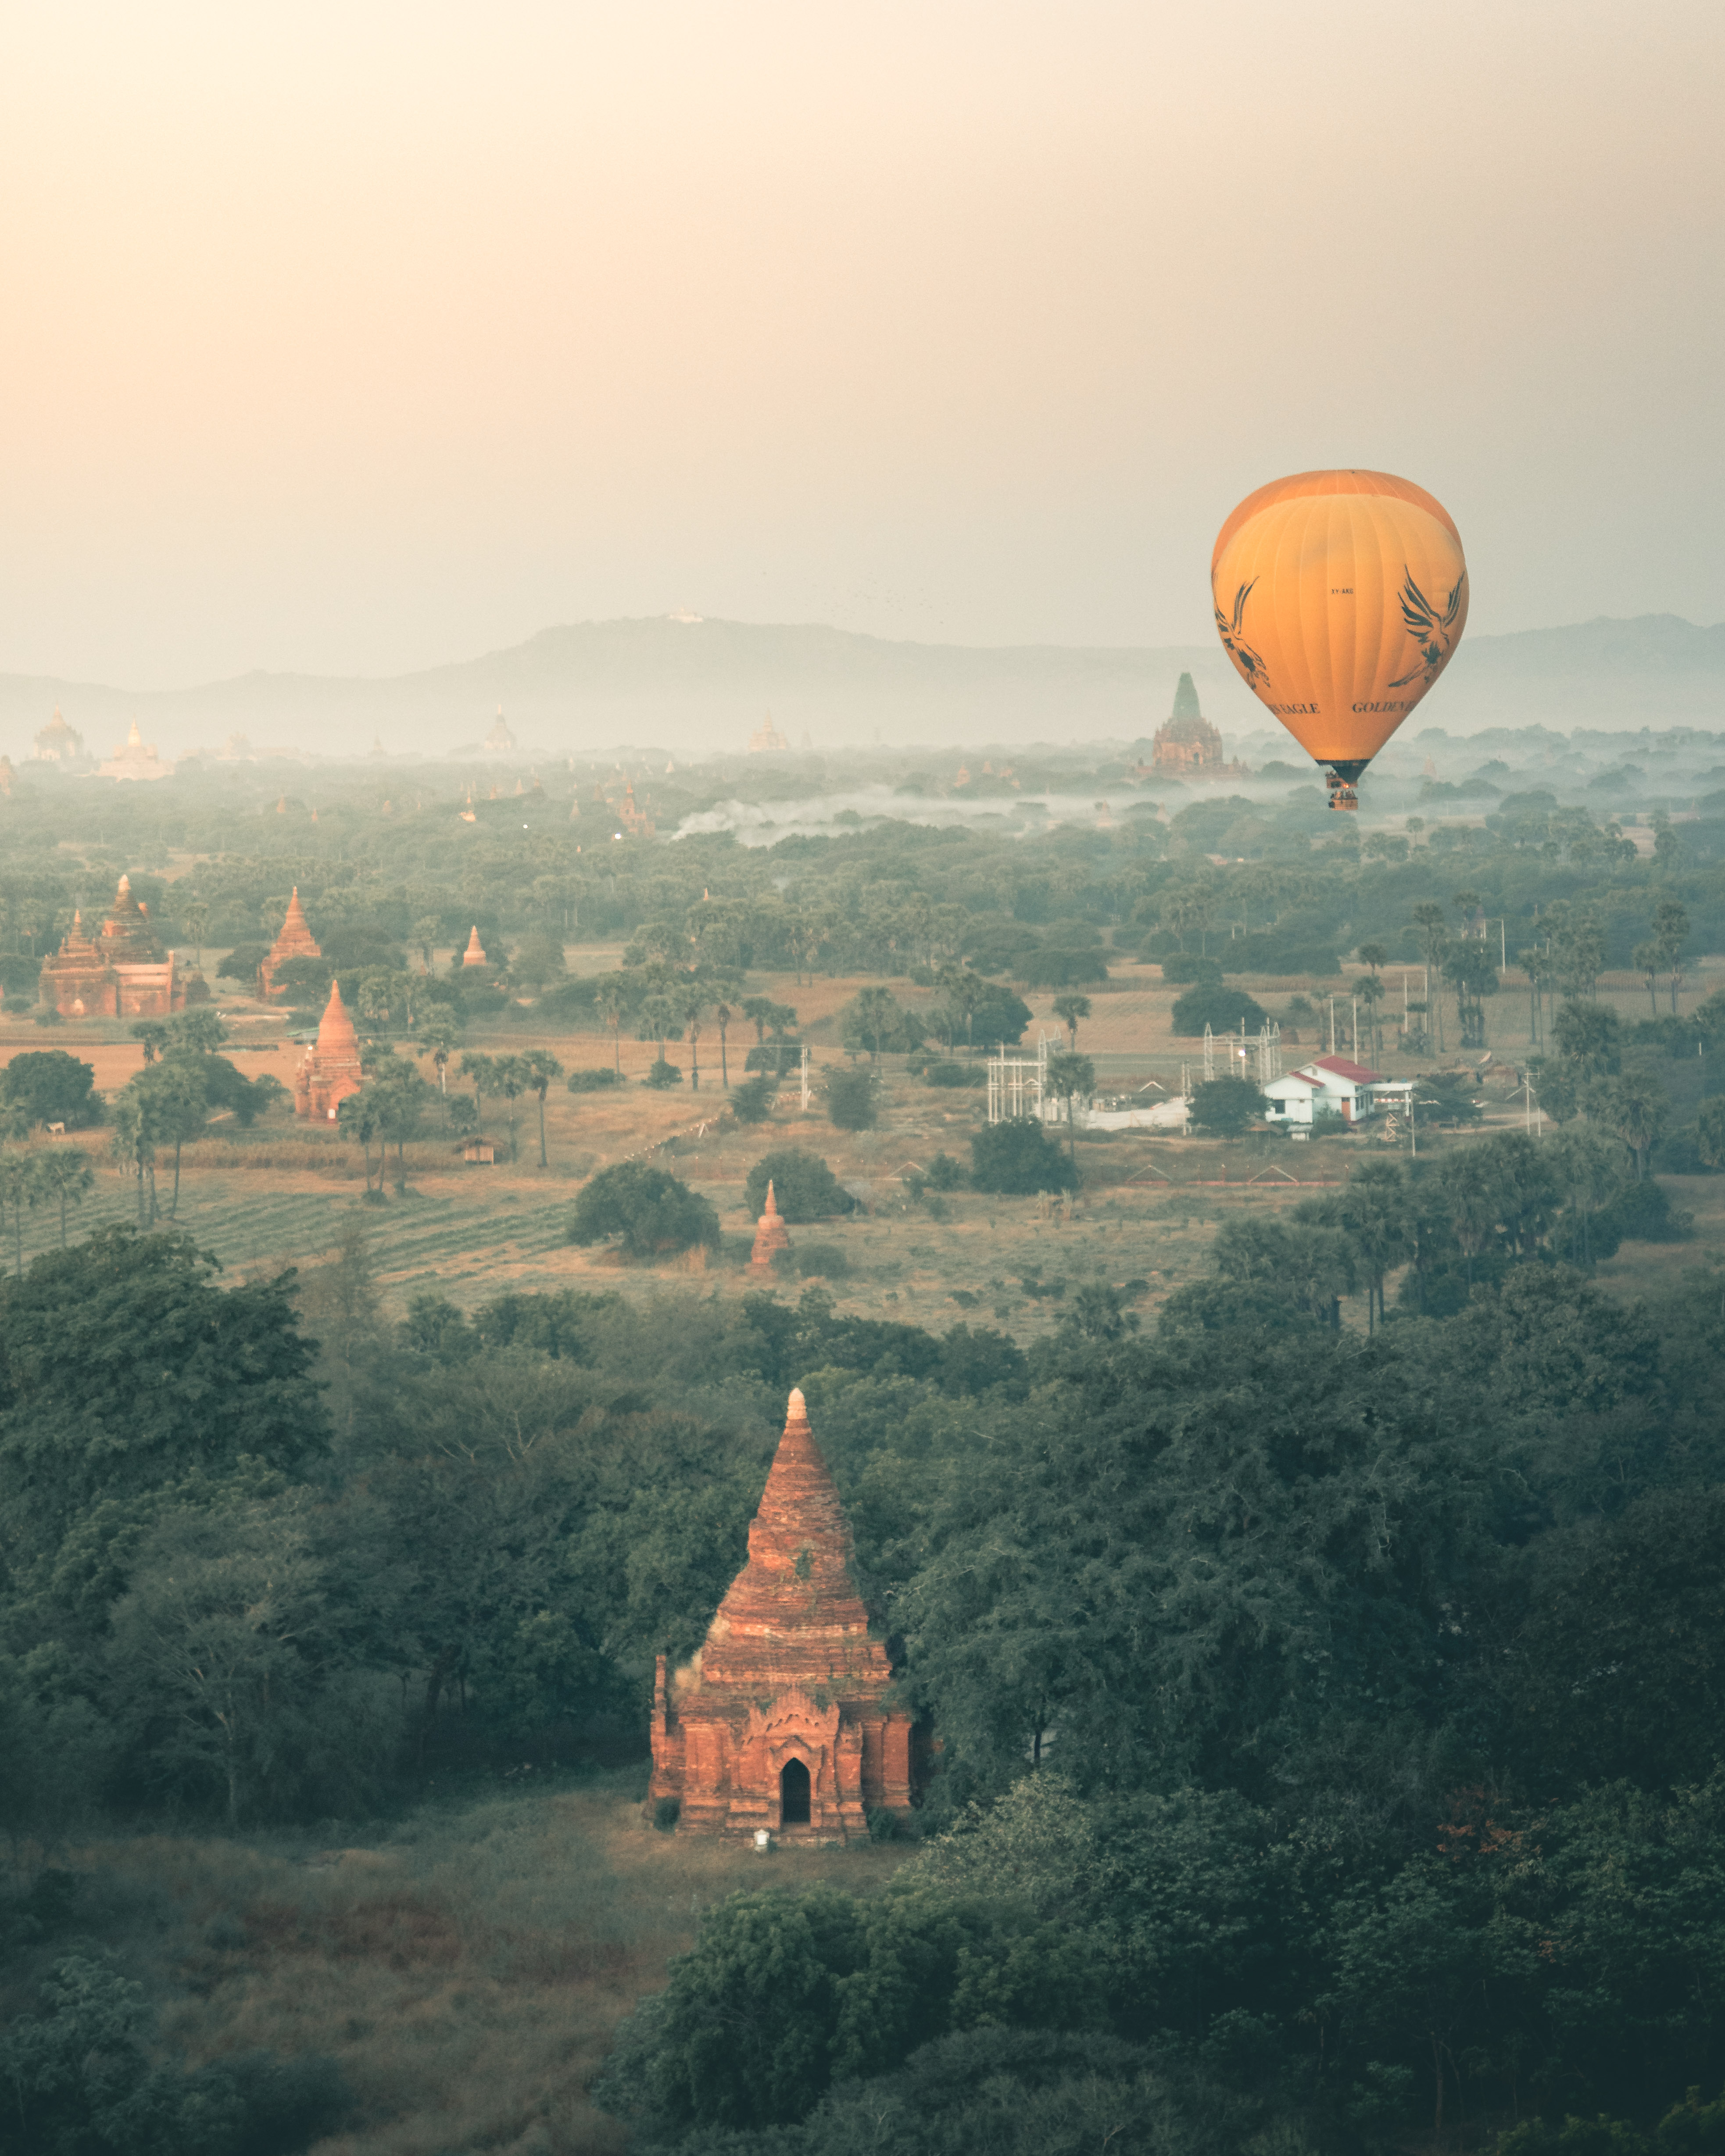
[3,1,1721,687]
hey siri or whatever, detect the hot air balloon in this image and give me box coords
[1210,469,1467,810]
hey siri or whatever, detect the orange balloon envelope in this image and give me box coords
[1210,469,1468,809]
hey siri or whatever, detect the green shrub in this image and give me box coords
[730,1076,776,1124]
[215,942,270,984]
[924,1152,966,1190]
[1159,953,1224,984]
[0,1049,102,1129]
[744,1150,856,1222]
[1188,1078,1267,1137]
[823,1066,877,1131]
[796,1243,850,1280]
[644,1058,683,1089]
[653,1795,681,1831]
[1018,948,1109,988]
[1169,984,1268,1037]
[566,1067,623,1093]
[923,1062,986,1089]
[1593,1177,1692,1253]
[970,1118,1077,1194]
[567,1162,719,1260]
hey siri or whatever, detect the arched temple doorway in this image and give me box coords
[779,1757,811,1826]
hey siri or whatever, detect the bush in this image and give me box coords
[823,1067,877,1131]
[970,1117,1077,1194]
[730,1076,777,1124]
[1188,1077,1268,1137]
[216,942,270,984]
[653,1795,681,1831]
[1593,1176,1692,1255]
[924,1151,966,1190]
[923,1061,986,1089]
[567,1066,623,1093]
[796,1243,851,1279]
[1169,984,1268,1037]
[0,1049,101,1128]
[745,1039,802,1075]
[567,1163,720,1260]
[838,990,927,1058]
[744,1150,856,1221]
[644,1058,683,1089]
[1018,948,1109,988]
[1159,953,1224,984]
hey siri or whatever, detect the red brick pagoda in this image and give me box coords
[293,979,364,1122]
[649,1387,914,1840]
[461,926,488,968]
[39,875,205,1019]
[748,1180,791,1274]
[258,887,322,1001]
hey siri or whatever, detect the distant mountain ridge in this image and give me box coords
[2,611,1720,761]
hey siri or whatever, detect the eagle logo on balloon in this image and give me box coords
[1389,567,1467,689]
[1215,579,1270,690]
[1217,566,1467,697]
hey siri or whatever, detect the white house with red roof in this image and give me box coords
[1261,1053,1385,1129]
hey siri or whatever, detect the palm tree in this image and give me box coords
[1044,1051,1095,1168]
[676,986,707,1090]
[337,1086,387,1196]
[180,899,210,972]
[1609,1073,1667,1183]
[141,1060,209,1218]
[1355,974,1385,1065]
[494,1055,530,1160]
[1445,1153,1500,1287]
[0,1151,30,1277]
[458,1051,498,1125]
[33,1146,95,1247]
[110,1087,161,1227]
[1410,905,1450,1052]
[1337,1161,1410,1334]
[1051,994,1091,1051]
[520,1050,564,1166]
[420,1015,462,1099]
[715,999,734,1088]
[1633,941,1662,1021]
[596,982,627,1075]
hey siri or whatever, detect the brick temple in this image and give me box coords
[293,979,364,1122]
[258,887,322,1001]
[748,1180,791,1273]
[650,1387,914,1840]
[39,874,206,1019]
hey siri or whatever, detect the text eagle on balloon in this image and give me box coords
[1389,567,1467,690]
[1215,578,1270,691]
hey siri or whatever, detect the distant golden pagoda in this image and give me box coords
[748,714,790,754]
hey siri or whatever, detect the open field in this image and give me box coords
[9,1770,909,2156]
[4,955,1721,1329]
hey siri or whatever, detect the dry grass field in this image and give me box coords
[2,952,1721,1330]
[27,1771,909,2156]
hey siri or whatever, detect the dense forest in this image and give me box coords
[4,747,1725,2154]
[4,1201,1725,2150]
